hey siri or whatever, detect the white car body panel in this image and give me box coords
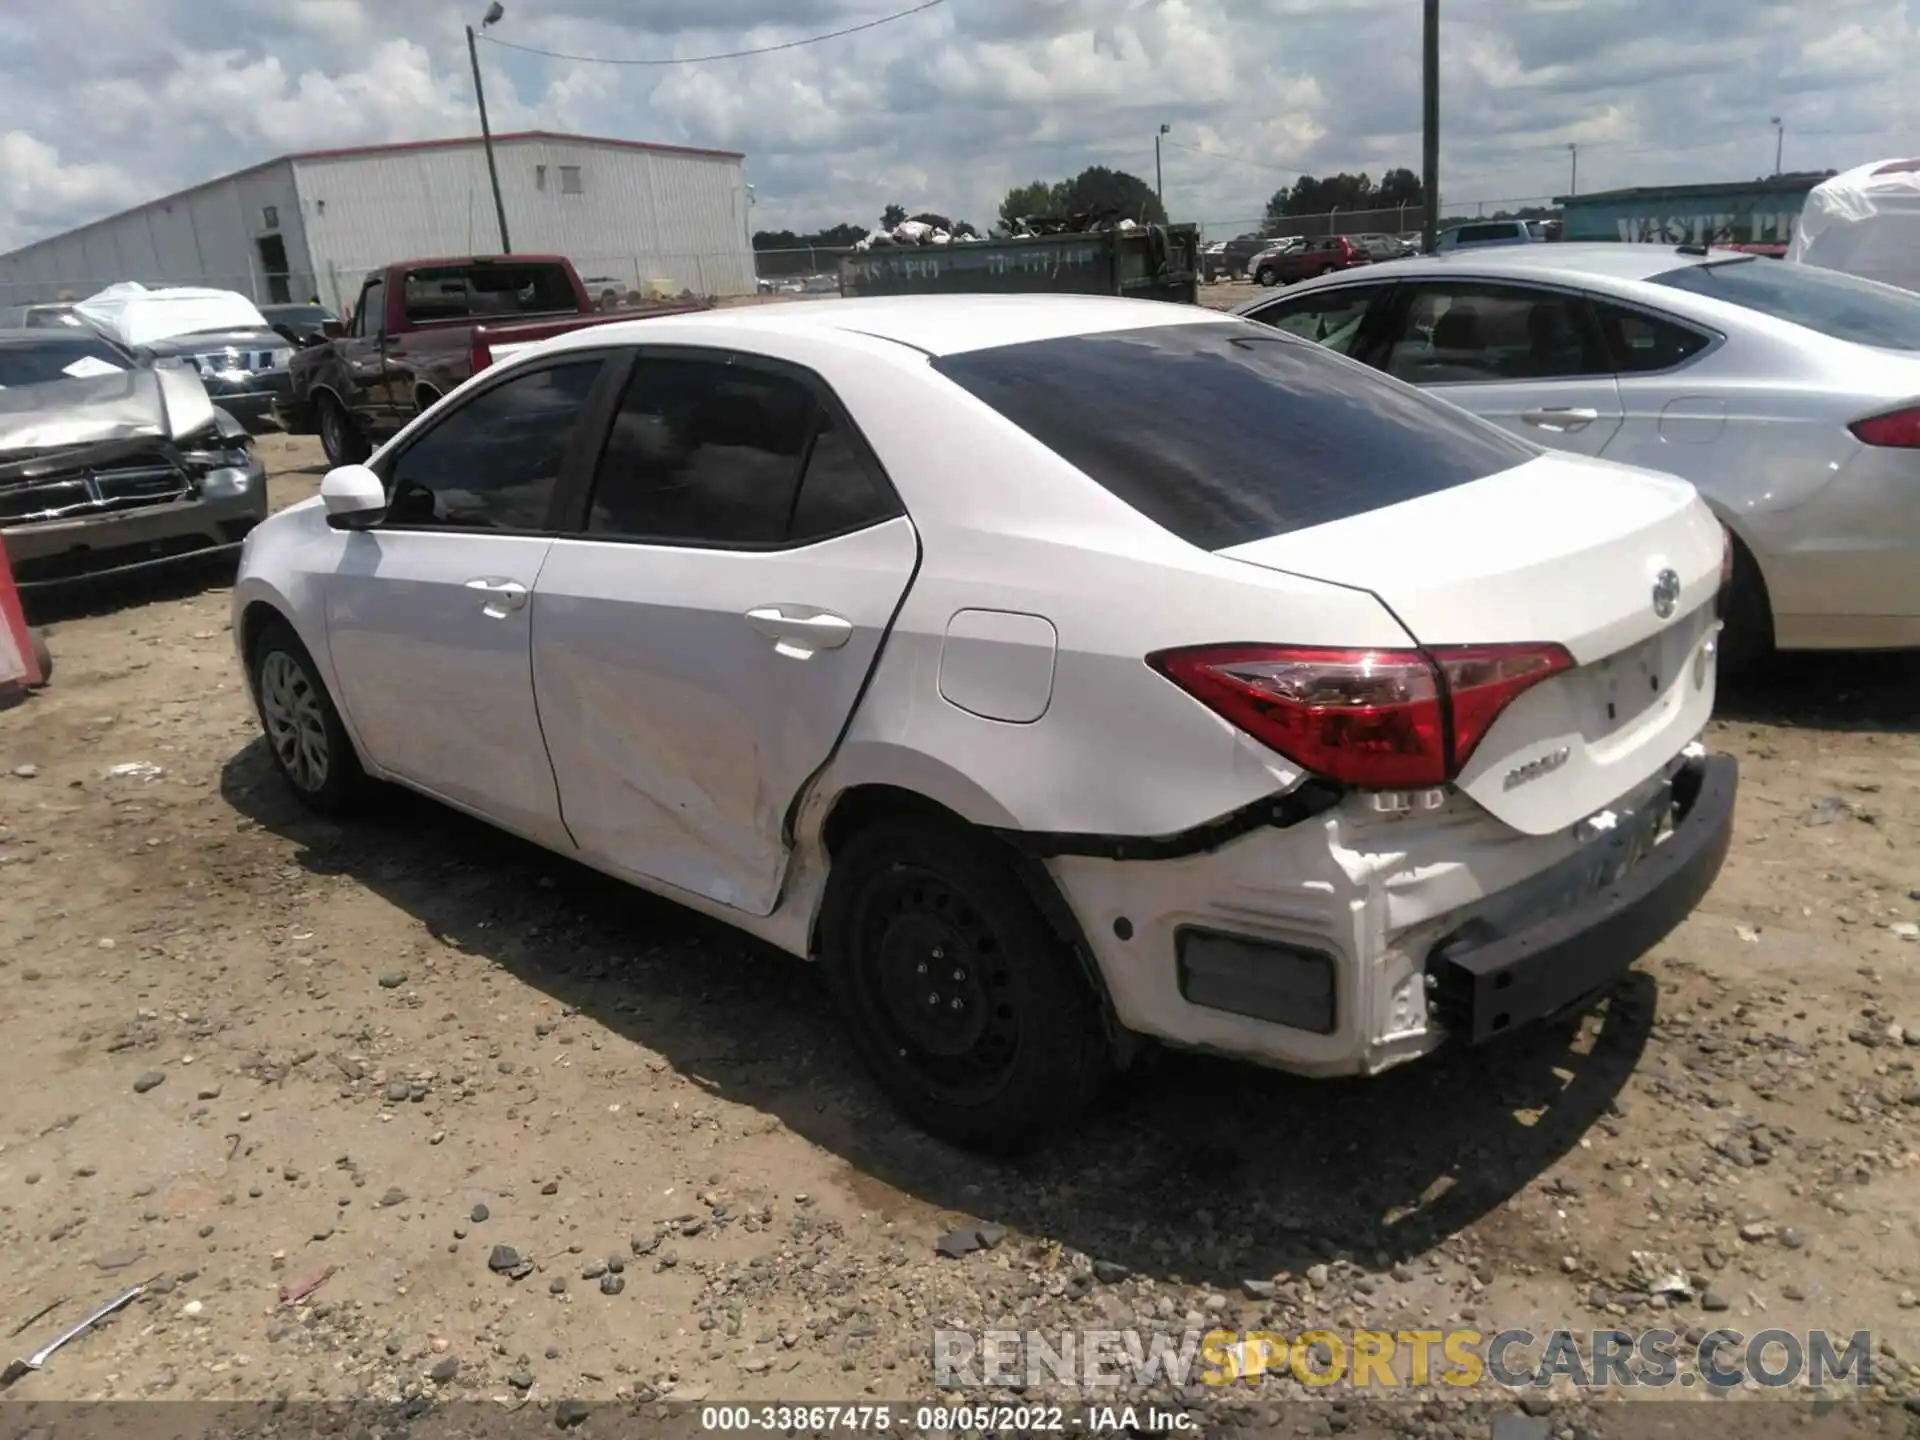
[1240,244,1920,648]
[532,517,919,917]
[1221,453,1725,835]
[236,294,1732,1080]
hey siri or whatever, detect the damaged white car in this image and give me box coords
[232,296,1737,1151]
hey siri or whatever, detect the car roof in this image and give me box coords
[1274,242,1717,292]
[541,293,1238,359]
[0,326,115,346]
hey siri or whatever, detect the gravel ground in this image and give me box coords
[2,425,1918,1435]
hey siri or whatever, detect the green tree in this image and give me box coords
[1062,166,1167,224]
[1377,167,1424,208]
[881,203,909,229]
[998,179,1070,229]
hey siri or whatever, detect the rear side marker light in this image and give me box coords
[1849,405,1920,448]
[1149,641,1573,790]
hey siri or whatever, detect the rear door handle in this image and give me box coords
[464,577,528,618]
[1521,406,1600,432]
[745,606,854,659]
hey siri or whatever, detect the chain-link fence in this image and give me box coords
[1192,197,1561,244]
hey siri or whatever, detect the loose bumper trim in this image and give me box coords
[1427,755,1738,1044]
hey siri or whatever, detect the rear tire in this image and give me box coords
[28,628,51,685]
[1718,536,1774,680]
[818,818,1115,1154]
[317,393,370,467]
[1255,267,1278,287]
[248,617,371,815]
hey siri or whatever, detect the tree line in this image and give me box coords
[751,162,1435,252]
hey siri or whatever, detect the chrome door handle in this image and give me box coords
[745,606,854,658]
[464,577,528,618]
[1521,406,1599,432]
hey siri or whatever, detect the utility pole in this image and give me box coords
[1155,123,1170,211]
[1567,142,1578,196]
[1771,116,1785,176]
[1421,0,1440,252]
[468,2,512,252]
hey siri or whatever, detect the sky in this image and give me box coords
[1,0,1915,254]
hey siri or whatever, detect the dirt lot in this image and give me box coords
[2,429,1918,1434]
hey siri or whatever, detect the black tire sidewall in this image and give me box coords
[818,819,1111,1152]
[318,395,367,467]
[250,619,365,814]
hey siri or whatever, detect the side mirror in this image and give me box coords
[321,464,386,530]
[320,320,346,339]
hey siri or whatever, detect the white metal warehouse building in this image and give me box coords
[0,131,756,314]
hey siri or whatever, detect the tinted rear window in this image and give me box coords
[1650,257,1920,351]
[930,322,1535,550]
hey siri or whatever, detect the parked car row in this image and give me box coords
[1236,242,1920,661]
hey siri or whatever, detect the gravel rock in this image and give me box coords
[1242,1278,1275,1300]
[1702,1289,1732,1312]
[508,1369,535,1390]
[549,1277,568,1295]
[378,971,408,989]
[132,1070,166,1093]
[581,1260,607,1280]
[471,1203,490,1223]
[428,1356,459,1384]
[1092,1260,1128,1284]
[554,1399,591,1430]
[487,1244,523,1273]
[385,1081,410,1103]
[379,1187,407,1207]
[599,1273,625,1295]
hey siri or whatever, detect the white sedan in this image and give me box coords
[233,295,1738,1152]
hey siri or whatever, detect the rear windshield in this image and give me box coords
[0,337,132,387]
[931,322,1535,550]
[1650,257,1920,351]
[402,263,577,324]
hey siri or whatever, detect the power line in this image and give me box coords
[1162,140,1312,178]
[477,0,946,65]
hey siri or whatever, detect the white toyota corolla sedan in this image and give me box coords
[233,295,1737,1151]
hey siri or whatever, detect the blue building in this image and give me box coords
[1554,174,1832,246]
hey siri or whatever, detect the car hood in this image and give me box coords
[0,364,215,455]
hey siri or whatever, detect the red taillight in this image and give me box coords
[471,330,494,373]
[1849,405,1920,448]
[1149,642,1573,790]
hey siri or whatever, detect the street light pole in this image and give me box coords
[1771,116,1785,176]
[1421,0,1440,251]
[468,3,512,252]
[1568,142,1578,196]
[1155,123,1170,212]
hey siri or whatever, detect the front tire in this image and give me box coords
[818,818,1115,1154]
[249,618,369,815]
[317,393,370,467]
[1255,267,1278,287]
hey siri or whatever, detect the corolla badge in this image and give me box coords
[1652,568,1681,619]
[1504,746,1571,790]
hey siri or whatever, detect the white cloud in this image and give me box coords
[1,0,1916,255]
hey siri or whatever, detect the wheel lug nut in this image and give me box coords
[916,962,927,975]
[932,946,945,960]
[952,969,965,982]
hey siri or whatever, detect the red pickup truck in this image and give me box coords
[282,254,706,464]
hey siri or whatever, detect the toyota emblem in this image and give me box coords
[1652,568,1681,619]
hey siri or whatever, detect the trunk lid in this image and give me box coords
[1217,453,1724,835]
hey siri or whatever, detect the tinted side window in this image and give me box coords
[932,322,1534,551]
[586,359,815,546]
[1588,301,1712,373]
[384,360,602,530]
[1385,283,1608,383]
[789,409,900,542]
[1650,257,1920,351]
[1249,287,1385,356]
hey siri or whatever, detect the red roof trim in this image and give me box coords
[287,130,743,165]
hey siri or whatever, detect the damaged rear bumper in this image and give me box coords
[1426,754,1737,1043]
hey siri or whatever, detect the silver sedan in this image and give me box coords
[1236,244,1920,665]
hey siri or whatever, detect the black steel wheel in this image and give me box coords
[317,393,370,467]
[820,817,1114,1153]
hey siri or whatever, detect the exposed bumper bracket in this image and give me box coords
[1427,755,1738,1044]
